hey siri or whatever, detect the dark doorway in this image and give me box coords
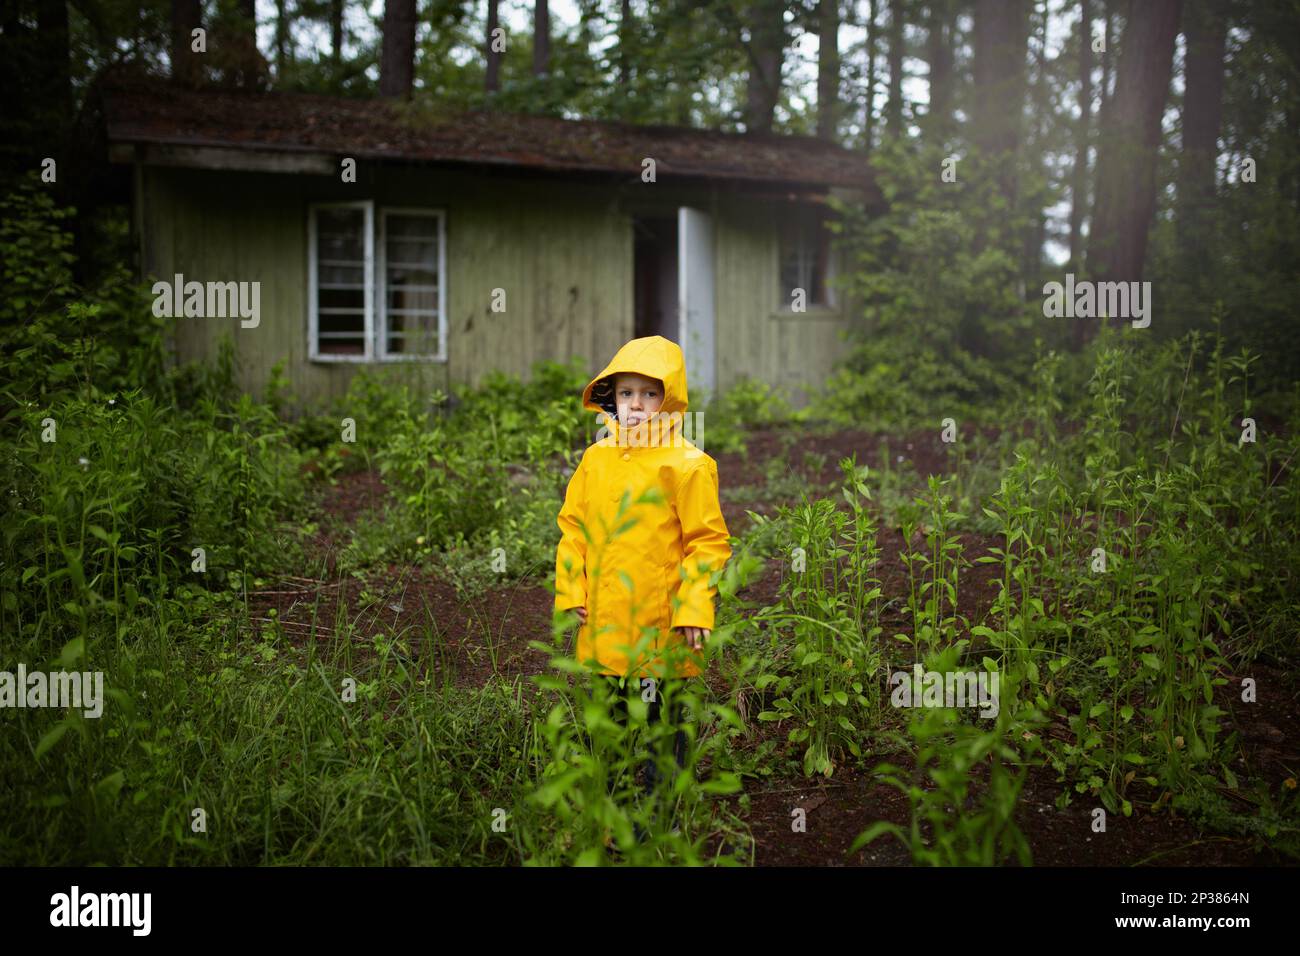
[633,216,679,341]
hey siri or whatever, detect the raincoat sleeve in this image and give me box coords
[554,450,590,612]
[670,459,732,630]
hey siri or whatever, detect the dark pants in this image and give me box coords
[601,675,689,796]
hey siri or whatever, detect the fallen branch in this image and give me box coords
[252,617,336,634]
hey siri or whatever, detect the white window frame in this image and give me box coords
[307,201,448,363]
[308,200,374,363]
[376,207,447,362]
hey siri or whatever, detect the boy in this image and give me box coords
[554,335,732,829]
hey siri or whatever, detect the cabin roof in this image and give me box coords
[100,75,879,200]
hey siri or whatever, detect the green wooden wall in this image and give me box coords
[712,192,865,408]
[139,162,861,414]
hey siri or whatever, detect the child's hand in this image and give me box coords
[573,607,587,625]
[675,626,710,651]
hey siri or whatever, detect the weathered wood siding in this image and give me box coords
[142,164,860,412]
[713,193,863,407]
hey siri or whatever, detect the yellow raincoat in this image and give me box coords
[554,336,732,679]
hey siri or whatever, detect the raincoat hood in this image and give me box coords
[582,336,689,439]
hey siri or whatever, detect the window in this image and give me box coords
[308,201,446,361]
[309,202,372,358]
[777,206,836,311]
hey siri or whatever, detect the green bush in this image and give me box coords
[0,175,169,411]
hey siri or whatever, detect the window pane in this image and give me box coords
[778,210,833,309]
[384,213,440,356]
[385,287,437,310]
[779,256,802,304]
[320,264,364,287]
[778,219,806,306]
[385,312,440,355]
[315,207,366,355]
[809,218,830,305]
[387,215,437,239]
[317,209,365,261]
[318,336,365,355]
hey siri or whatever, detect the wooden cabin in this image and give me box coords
[99,75,880,412]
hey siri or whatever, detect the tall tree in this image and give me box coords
[486,0,501,91]
[884,0,905,138]
[863,0,878,149]
[1098,0,1114,122]
[211,0,270,88]
[745,0,786,133]
[1068,0,1093,269]
[817,0,840,140]
[238,0,256,48]
[1177,0,1227,270]
[171,0,203,86]
[331,0,343,66]
[534,0,550,76]
[970,0,1028,221]
[379,0,417,97]
[39,0,70,113]
[1088,0,1182,298]
[274,0,290,80]
[970,0,1029,160]
[925,0,955,137]
[1068,0,1096,352]
[618,0,633,87]
[1022,0,1050,276]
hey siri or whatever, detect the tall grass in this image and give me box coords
[724,327,1298,861]
[2,291,1296,864]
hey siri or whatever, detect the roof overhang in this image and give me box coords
[109,141,336,175]
[99,75,884,206]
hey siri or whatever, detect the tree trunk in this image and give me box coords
[971,0,1029,160]
[925,0,954,136]
[619,0,633,87]
[971,0,1028,220]
[1176,0,1226,269]
[274,0,289,80]
[884,0,904,138]
[486,0,501,91]
[1024,0,1048,277]
[745,0,785,133]
[379,0,417,97]
[1098,0,1115,121]
[534,0,550,76]
[171,0,203,86]
[1067,0,1095,351]
[1068,0,1093,269]
[239,0,255,39]
[817,0,840,140]
[38,0,70,116]
[331,0,343,65]
[1087,0,1181,302]
[864,0,878,149]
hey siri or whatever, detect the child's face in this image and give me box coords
[613,373,663,429]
